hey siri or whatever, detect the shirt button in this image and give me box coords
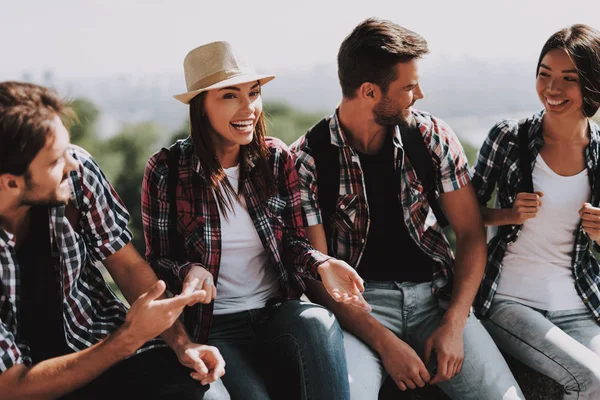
[340,205,346,210]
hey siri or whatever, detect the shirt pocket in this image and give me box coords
[179,215,207,259]
[266,196,287,219]
[332,194,359,232]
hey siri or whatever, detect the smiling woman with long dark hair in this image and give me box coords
[472,24,600,399]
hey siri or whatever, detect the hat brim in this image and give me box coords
[173,73,275,104]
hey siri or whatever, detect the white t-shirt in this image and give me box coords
[495,154,589,311]
[212,165,280,315]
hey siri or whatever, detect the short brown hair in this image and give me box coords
[537,24,600,117]
[337,17,429,99]
[0,81,73,175]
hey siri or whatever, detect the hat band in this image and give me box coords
[188,69,251,92]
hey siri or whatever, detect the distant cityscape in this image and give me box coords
[20,56,547,148]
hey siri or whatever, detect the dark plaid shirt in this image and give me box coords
[142,136,329,343]
[0,146,162,373]
[471,110,600,321]
[290,109,471,294]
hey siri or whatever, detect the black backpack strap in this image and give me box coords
[400,127,449,228]
[305,118,340,237]
[166,145,183,262]
[517,120,533,193]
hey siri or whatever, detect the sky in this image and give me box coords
[2,0,600,82]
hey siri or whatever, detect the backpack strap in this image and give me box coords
[166,145,183,262]
[517,120,533,193]
[305,118,340,238]
[400,127,449,228]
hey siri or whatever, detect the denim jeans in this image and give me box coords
[203,299,350,400]
[483,299,600,400]
[344,281,524,400]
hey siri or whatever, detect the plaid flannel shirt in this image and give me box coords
[0,146,162,373]
[471,110,600,321]
[142,136,329,344]
[290,109,471,294]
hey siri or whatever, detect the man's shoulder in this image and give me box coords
[413,109,455,137]
[290,115,332,152]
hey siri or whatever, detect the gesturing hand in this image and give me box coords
[317,259,371,311]
[124,279,207,346]
[175,342,226,385]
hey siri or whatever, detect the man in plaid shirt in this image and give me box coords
[291,18,522,399]
[0,81,224,399]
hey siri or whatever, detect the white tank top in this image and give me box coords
[495,154,589,311]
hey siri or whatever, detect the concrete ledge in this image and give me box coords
[378,353,563,399]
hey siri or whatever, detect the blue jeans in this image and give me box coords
[344,281,523,400]
[203,299,350,400]
[483,299,600,400]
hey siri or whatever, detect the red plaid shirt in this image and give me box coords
[142,136,329,343]
[290,110,472,294]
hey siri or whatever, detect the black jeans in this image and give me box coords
[61,346,207,400]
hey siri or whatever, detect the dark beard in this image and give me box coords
[373,96,415,127]
[21,174,70,207]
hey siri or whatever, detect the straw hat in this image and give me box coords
[173,41,275,104]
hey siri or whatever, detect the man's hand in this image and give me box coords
[317,259,371,311]
[175,342,226,385]
[380,335,431,390]
[510,191,543,224]
[123,279,207,347]
[579,203,600,242]
[184,264,216,305]
[423,320,465,385]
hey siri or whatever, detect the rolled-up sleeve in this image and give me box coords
[71,149,132,261]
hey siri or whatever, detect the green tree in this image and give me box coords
[69,98,100,146]
[264,102,325,145]
[103,122,162,254]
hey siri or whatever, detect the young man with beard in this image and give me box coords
[290,18,523,399]
[0,81,225,400]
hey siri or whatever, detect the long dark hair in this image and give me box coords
[537,24,600,117]
[188,90,275,215]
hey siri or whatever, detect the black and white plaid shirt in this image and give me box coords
[0,146,162,372]
[472,110,600,322]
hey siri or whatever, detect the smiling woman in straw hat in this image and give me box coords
[141,41,366,399]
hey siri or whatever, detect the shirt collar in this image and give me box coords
[0,227,15,253]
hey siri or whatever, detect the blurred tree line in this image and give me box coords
[68,97,481,256]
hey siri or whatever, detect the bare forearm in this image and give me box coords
[104,245,192,351]
[480,206,515,227]
[304,279,395,354]
[445,230,487,324]
[0,329,138,400]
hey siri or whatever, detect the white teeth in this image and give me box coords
[546,98,566,106]
[231,120,253,127]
